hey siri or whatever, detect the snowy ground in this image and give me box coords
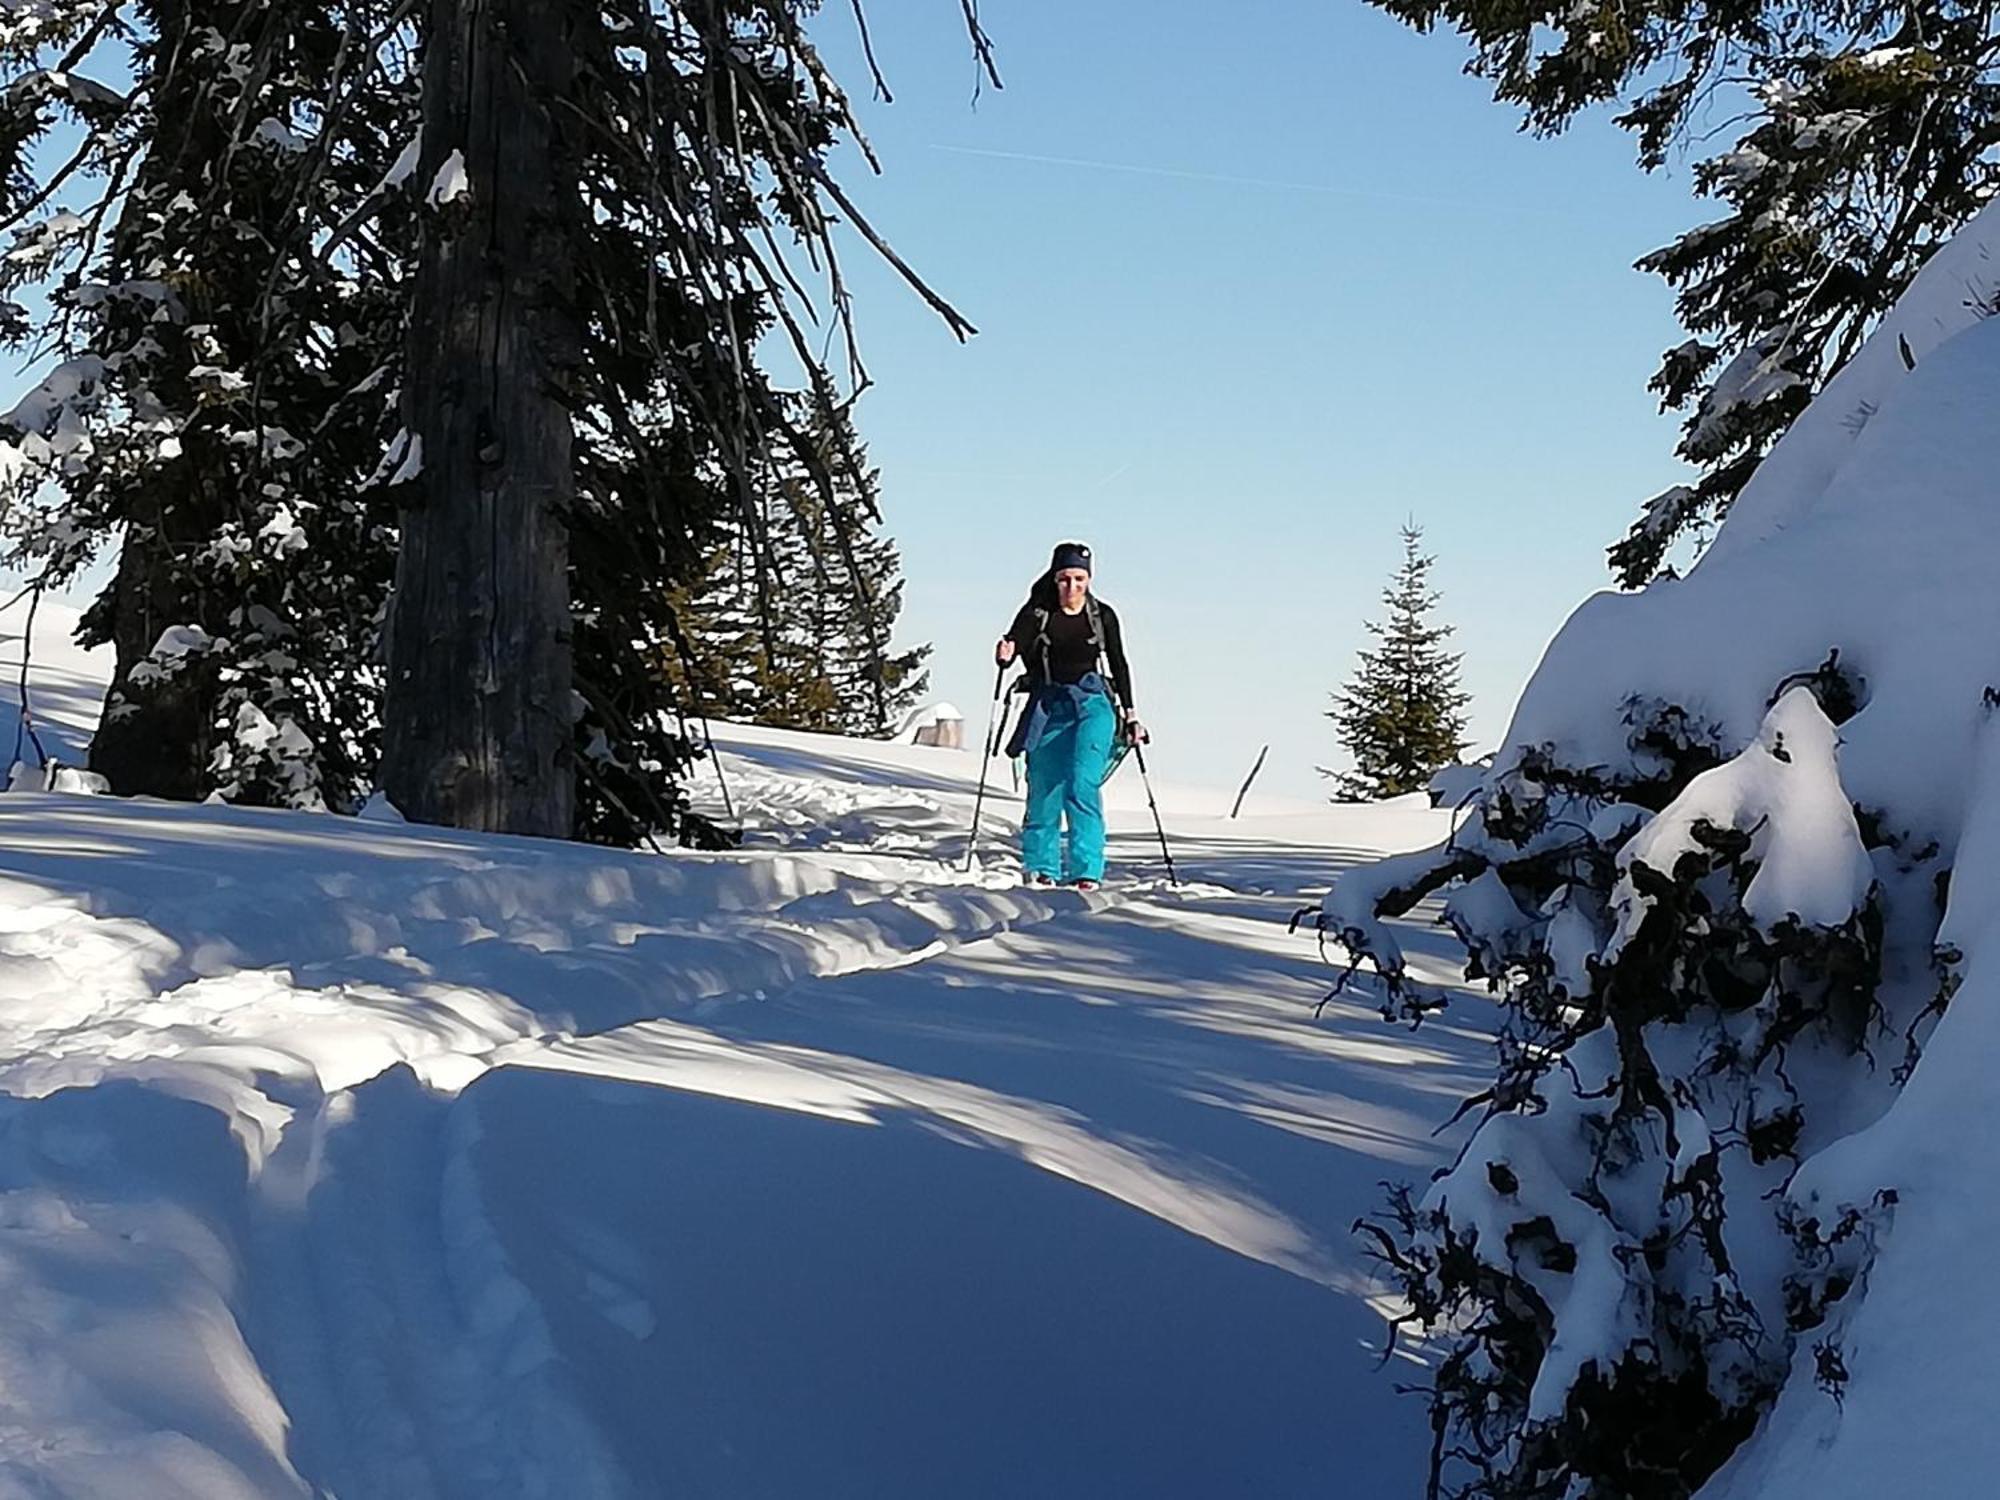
[0,621,1493,1495]
[0,596,108,771]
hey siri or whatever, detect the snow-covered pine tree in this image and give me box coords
[1326,523,1469,801]
[0,1,982,844]
[1368,0,2000,584]
[381,0,986,840]
[0,0,414,811]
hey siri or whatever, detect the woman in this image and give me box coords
[995,542,1146,889]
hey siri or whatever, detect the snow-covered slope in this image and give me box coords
[1454,199,2000,1497]
[1506,200,2000,848]
[0,595,109,770]
[1699,707,2000,1496]
[0,621,1487,1496]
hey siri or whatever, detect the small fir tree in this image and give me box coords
[1327,525,1470,801]
[660,527,767,726]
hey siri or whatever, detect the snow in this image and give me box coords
[1606,687,1872,956]
[1701,200,2000,573]
[1504,201,2000,852]
[1855,45,1915,69]
[386,433,423,487]
[1383,196,2000,1496]
[188,364,250,395]
[1685,334,1806,459]
[1426,760,1486,807]
[151,623,214,661]
[0,597,111,767]
[381,130,424,191]
[251,117,310,153]
[363,428,422,490]
[426,150,470,208]
[3,355,104,434]
[1700,702,2000,1497]
[356,789,405,824]
[0,603,1493,1494]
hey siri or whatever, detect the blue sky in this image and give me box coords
[808,0,1712,798]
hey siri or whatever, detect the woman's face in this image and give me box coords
[1053,568,1090,608]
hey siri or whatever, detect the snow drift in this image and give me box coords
[0,609,1485,1496]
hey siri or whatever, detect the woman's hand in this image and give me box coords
[1124,714,1149,744]
[995,638,1016,666]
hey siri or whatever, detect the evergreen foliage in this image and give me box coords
[0,0,980,842]
[379,0,977,840]
[1326,523,1470,801]
[1308,657,1938,1500]
[665,408,929,739]
[0,0,413,812]
[1370,0,2000,583]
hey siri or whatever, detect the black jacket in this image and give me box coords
[1003,581,1135,709]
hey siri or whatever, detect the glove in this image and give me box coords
[995,638,1017,666]
[1124,714,1149,745]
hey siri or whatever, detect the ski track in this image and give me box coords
[0,737,1485,1496]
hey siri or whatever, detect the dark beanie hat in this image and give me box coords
[1050,541,1093,575]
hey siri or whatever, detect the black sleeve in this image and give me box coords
[1102,602,1135,709]
[1003,602,1037,647]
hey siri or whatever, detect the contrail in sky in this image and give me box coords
[928,143,1471,210]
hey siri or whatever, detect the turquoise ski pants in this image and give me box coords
[1021,688,1116,882]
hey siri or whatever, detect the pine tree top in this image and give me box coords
[1327,522,1471,802]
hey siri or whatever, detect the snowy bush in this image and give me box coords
[1310,201,2000,1498]
[1331,678,1923,1497]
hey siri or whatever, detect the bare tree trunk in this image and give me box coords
[379,0,578,837]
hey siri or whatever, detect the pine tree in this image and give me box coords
[834,516,930,738]
[1326,524,1469,801]
[760,411,929,738]
[660,524,767,726]
[0,0,412,812]
[375,0,982,839]
[0,1,985,844]
[663,408,930,739]
[1368,0,2000,584]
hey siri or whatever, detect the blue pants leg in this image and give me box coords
[1062,693,1116,881]
[1021,710,1072,881]
[1023,691,1118,883]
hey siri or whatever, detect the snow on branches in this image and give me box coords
[1607,688,1874,951]
[0,0,426,813]
[1316,675,1908,1498]
[1306,274,2000,1483]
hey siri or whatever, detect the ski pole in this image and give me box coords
[1129,737,1178,886]
[964,662,1008,870]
